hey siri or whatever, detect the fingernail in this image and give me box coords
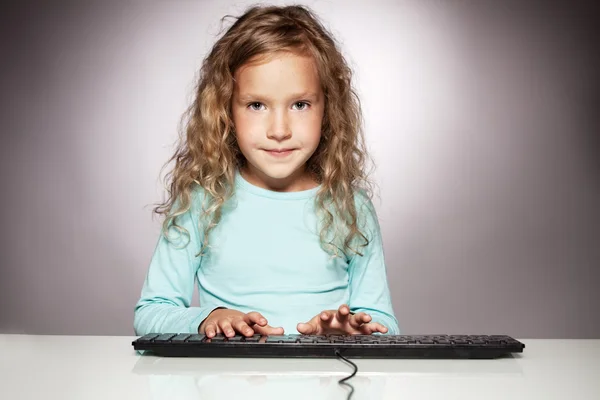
[260,318,267,324]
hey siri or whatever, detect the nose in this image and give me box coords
[266,109,292,141]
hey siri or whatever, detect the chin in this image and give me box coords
[257,166,299,180]
[248,159,303,180]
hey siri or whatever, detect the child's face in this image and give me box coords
[232,51,324,191]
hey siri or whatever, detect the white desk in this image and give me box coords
[1,335,599,399]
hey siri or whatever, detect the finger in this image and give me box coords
[374,323,388,334]
[296,322,318,335]
[232,319,255,337]
[265,325,285,335]
[336,304,351,323]
[320,310,334,323]
[204,322,218,338]
[254,324,284,335]
[359,323,387,335]
[349,312,372,329]
[218,320,235,337]
[319,311,336,332]
[245,311,268,327]
[358,324,375,335]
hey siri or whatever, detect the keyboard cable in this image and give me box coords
[335,349,357,400]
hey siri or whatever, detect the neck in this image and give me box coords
[240,166,318,192]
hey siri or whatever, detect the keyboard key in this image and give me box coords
[154,334,177,343]
[266,336,299,343]
[186,334,206,342]
[136,334,159,343]
[171,334,191,342]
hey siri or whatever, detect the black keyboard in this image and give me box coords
[132,334,525,359]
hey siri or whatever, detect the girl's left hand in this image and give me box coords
[296,304,388,335]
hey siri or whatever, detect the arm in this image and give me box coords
[347,194,400,335]
[133,191,224,335]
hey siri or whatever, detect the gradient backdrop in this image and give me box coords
[1,0,598,338]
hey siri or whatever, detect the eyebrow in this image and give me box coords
[237,92,320,101]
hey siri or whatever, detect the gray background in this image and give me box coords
[1,0,598,338]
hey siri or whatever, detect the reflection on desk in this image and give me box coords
[132,353,523,400]
[1,335,599,400]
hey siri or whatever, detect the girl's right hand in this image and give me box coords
[199,308,284,338]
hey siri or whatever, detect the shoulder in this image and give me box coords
[352,188,381,239]
[353,188,372,206]
[189,184,209,213]
[169,184,209,219]
[353,188,377,218]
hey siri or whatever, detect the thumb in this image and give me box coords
[297,321,318,335]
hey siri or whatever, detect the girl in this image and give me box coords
[134,4,399,338]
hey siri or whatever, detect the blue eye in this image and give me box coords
[293,101,309,110]
[248,102,264,111]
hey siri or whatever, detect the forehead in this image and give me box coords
[233,52,321,95]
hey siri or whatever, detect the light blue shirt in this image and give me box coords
[134,171,399,335]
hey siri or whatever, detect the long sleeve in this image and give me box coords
[347,194,400,335]
[133,192,223,335]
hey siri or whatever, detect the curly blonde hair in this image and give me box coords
[154,4,376,258]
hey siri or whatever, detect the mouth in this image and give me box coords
[264,148,296,157]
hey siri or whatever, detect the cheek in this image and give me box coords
[235,132,252,150]
[306,132,321,150]
[233,119,250,144]
[304,115,323,147]
[235,130,262,153]
[234,115,261,143]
